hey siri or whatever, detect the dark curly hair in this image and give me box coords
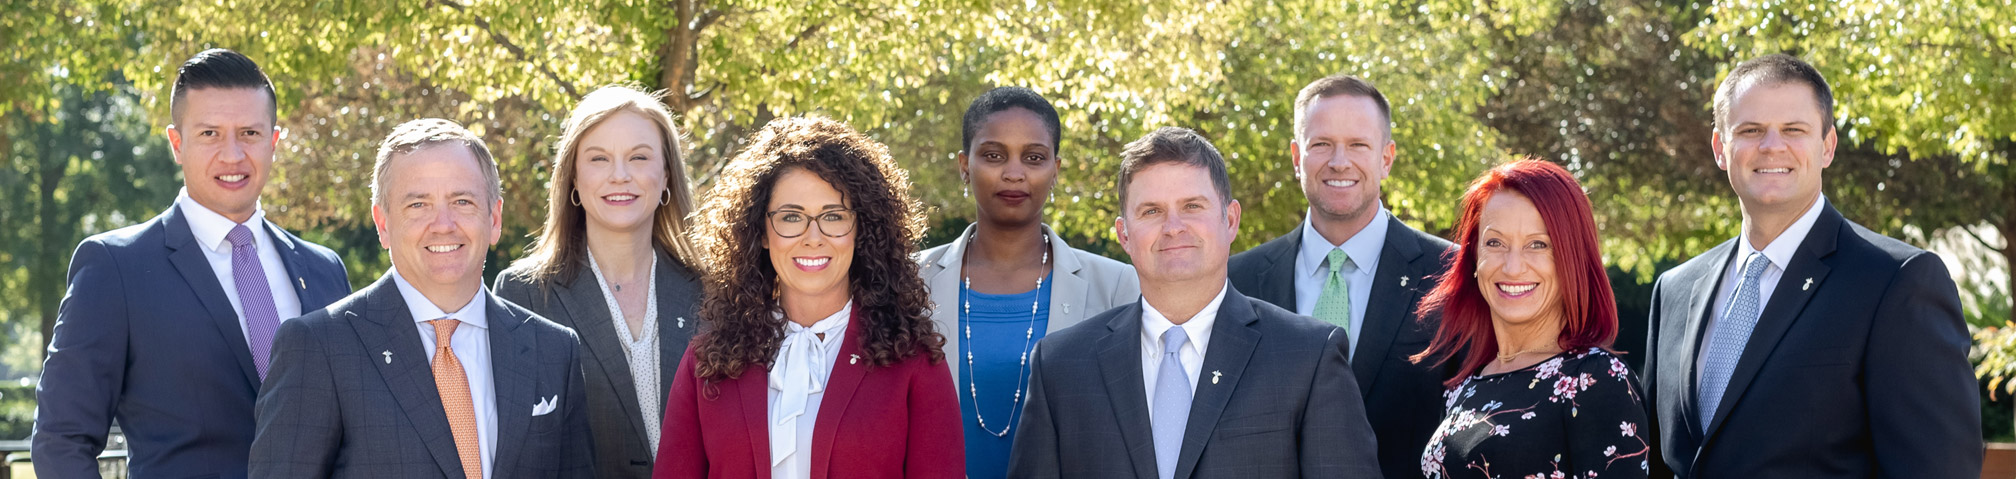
[688,115,943,381]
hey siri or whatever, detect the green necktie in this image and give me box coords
[1313,249,1353,329]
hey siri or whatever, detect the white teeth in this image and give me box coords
[794,257,830,267]
[1756,168,1791,174]
[606,194,637,201]
[1323,180,1358,187]
[1497,283,1536,294]
[425,245,462,253]
[218,174,247,182]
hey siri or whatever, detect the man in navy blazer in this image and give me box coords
[32,49,352,479]
[1642,54,1980,478]
[250,118,592,478]
[1010,127,1380,479]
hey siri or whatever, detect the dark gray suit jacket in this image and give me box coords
[1007,285,1382,479]
[250,273,595,478]
[1644,204,1980,478]
[1227,216,1453,479]
[494,250,702,478]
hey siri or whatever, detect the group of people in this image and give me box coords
[28,46,1981,479]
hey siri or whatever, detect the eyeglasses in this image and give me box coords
[768,208,857,238]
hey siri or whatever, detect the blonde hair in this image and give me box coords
[509,86,699,285]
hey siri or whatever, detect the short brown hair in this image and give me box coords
[1116,127,1232,212]
[1713,53,1835,135]
[1293,74,1391,141]
[370,118,501,206]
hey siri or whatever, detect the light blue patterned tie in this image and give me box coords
[1697,252,1771,433]
[1313,249,1353,329]
[1150,327,1192,479]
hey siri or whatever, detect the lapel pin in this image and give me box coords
[676,317,686,328]
[1400,276,1409,287]
[850,354,860,365]
[382,351,393,364]
[1802,278,1814,291]
[1211,371,1223,385]
[1062,304,1070,315]
[297,277,306,290]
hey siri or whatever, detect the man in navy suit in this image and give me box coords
[1642,54,1981,478]
[1009,127,1380,479]
[32,49,353,478]
[250,118,592,477]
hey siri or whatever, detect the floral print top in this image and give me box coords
[1421,348,1651,479]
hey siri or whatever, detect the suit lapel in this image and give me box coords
[487,293,538,479]
[1174,292,1261,479]
[1096,302,1159,479]
[162,205,262,390]
[1676,241,1736,448]
[1253,234,1300,310]
[351,274,465,477]
[1048,227,1095,332]
[1351,218,1428,392]
[260,220,322,308]
[554,268,650,448]
[1699,206,1839,444]
[810,307,870,479]
[657,252,702,427]
[738,361,774,479]
[926,225,971,387]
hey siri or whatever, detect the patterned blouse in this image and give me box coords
[1421,348,1651,479]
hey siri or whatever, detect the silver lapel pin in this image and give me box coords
[297,277,306,290]
[1062,303,1070,315]
[1803,277,1814,291]
[1400,276,1409,287]
[850,354,860,365]
[382,351,393,364]
[1211,371,1223,385]
[676,317,686,328]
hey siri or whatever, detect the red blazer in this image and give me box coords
[655,309,964,479]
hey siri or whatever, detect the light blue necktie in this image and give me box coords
[1150,327,1193,479]
[1697,252,1771,433]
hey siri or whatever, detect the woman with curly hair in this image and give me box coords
[654,116,963,479]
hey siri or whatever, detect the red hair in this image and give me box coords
[1410,158,1618,387]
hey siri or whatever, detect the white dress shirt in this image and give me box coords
[175,188,304,340]
[1140,283,1229,421]
[586,253,662,452]
[391,269,497,479]
[768,301,851,479]
[1292,206,1388,360]
[1696,195,1828,384]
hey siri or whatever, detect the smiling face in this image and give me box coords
[962,107,1058,228]
[765,168,856,308]
[168,87,278,223]
[1474,190,1563,330]
[1714,80,1837,220]
[1116,162,1241,288]
[372,143,503,305]
[1294,94,1394,230]
[574,111,670,234]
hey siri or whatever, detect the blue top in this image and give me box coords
[958,272,1053,479]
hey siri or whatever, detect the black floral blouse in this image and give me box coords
[1421,348,1651,479]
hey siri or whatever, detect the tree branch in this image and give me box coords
[433,0,582,99]
[1962,223,2005,253]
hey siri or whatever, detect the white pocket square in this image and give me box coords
[532,395,558,416]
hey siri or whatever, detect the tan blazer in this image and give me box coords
[916,223,1141,387]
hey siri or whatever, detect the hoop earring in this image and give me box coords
[661,189,672,206]
[570,189,581,206]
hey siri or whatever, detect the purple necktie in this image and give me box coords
[227,225,282,381]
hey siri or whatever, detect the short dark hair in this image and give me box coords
[1293,74,1391,141]
[1713,53,1835,135]
[961,86,1063,156]
[169,48,277,124]
[1116,127,1232,211]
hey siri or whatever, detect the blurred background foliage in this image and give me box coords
[1,0,2010,437]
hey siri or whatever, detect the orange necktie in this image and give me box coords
[431,319,484,479]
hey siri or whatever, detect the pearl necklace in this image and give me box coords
[961,230,1049,437]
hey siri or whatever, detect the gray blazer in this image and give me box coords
[1007,286,1382,478]
[250,273,594,478]
[917,223,1141,386]
[495,250,702,479]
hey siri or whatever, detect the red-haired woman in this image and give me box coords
[1411,158,1649,479]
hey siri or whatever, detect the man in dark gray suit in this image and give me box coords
[1226,75,1453,479]
[251,118,593,477]
[1009,127,1380,479]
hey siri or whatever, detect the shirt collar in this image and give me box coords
[1296,205,1390,278]
[390,268,489,330]
[176,187,268,254]
[777,300,853,339]
[1140,282,1230,357]
[1737,195,1827,272]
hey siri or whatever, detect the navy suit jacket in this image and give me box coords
[1007,286,1382,479]
[32,204,351,479]
[249,273,595,478]
[1227,216,1454,479]
[1643,204,1980,478]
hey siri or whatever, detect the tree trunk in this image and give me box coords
[35,147,67,358]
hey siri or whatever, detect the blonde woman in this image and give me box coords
[497,85,702,478]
